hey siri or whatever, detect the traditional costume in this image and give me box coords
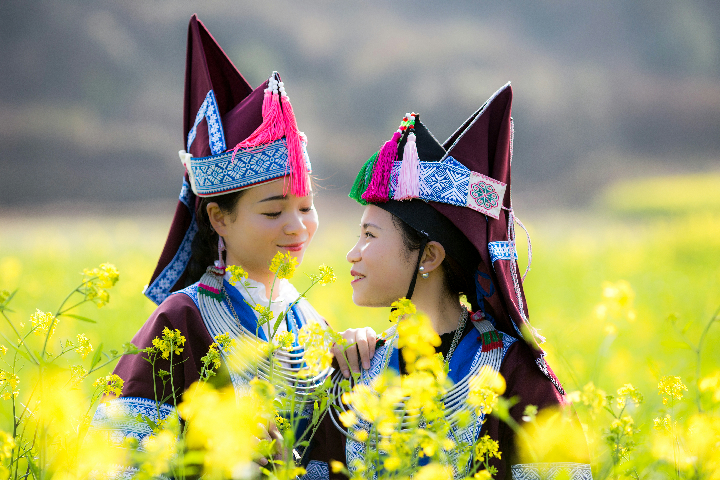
[303,85,592,479]
[91,14,329,456]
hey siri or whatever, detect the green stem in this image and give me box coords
[1,312,38,365]
[43,285,85,358]
[695,306,719,413]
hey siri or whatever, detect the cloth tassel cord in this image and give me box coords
[394,132,420,200]
[230,79,284,164]
[362,131,401,203]
[196,266,330,402]
[280,93,309,197]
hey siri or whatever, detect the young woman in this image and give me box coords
[306,85,592,479]
[91,15,371,459]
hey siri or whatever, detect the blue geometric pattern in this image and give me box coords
[144,203,197,306]
[188,138,302,196]
[300,460,330,480]
[510,462,593,480]
[390,156,471,206]
[178,177,193,209]
[187,89,226,155]
[90,397,176,450]
[488,241,518,263]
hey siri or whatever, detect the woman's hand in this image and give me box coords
[254,421,285,466]
[332,327,377,378]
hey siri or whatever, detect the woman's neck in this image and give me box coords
[225,255,277,300]
[411,283,463,335]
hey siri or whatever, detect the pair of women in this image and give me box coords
[96,15,592,480]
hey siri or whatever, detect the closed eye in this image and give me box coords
[262,212,282,218]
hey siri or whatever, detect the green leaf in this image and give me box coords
[272,311,285,336]
[61,313,97,323]
[90,343,104,369]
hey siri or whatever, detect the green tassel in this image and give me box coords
[349,151,379,204]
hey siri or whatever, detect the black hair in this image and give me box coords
[391,214,480,311]
[186,190,246,285]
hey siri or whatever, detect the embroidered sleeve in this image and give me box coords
[299,460,330,480]
[90,396,177,448]
[511,462,593,480]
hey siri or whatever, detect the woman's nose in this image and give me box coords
[284,211,306,235]
[346,241,361,263]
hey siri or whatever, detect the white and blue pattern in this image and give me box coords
[187,138,309,196]
[90,397,176,450]
[389,156,470,206]
[300,460,330,480]
[144,186,197,306]
[187,89,226,155]
[488,241,518,263]
[511,462,593,480]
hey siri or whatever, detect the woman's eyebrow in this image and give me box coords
[258,195,288,203]
[362,222,381,230]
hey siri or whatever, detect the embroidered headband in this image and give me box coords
[179,72,311,197]
[350,113,507,220]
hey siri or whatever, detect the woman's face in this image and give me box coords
[346,205,415,307]
[218,178,318,281]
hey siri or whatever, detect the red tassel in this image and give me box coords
[280,91,309,197]
[362,131,401,203]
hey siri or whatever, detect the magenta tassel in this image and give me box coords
[230,90,284,164]
[394,133,420,200]
[280,95,309,197]
[362,131,401,203]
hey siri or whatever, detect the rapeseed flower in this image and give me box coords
[273,330,295,349]
[0,430,14,461]
[658,375,687,405]
[298,322,340,377]
[389,297,416,323]
[269,251,298,279]
[467,366,506,415]
[30,309,57,337]
[0,345,6,355]
[397,312,440,368]
[226,265,248,286]
[0,370,20,399]
[94,374,124,397]
[615,383,643,409]
[70,365,87,387]
[150,327,186,360]
[699,371,720,403]
[81,263,119,307]
[75,333,93,359]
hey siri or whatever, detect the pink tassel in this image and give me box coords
[230,82,285,165]
[280,92,309,197]
[362,131,401,203]
[394,133,420,200]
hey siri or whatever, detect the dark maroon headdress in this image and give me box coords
[349,84,564,393]
[145,15,311,305]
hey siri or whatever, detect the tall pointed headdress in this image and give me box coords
[350,84,564,393]
[145,15,311,305]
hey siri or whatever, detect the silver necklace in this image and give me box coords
[445,308,468,366]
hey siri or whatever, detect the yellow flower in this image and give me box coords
[414,463,453,480]
[0,346,6,355]
[383,456,401,471]
[201,343,223,371]
[214,332,236,353]
[699,371,720,403]
[330,460,345,473]
[70,365,87,387]
[468,366,506,415]
[339,410,358,428]
[0,370,20,400]
[474,470,493,480]
[151,327,186,360]
[81,263,119,307]
[397,312,440,369]
[273,330,295,349]
[94,374,124,397]
[653,415,672,433]
[138,429,177,477]
[353,429,368,442]
[474,434,501,460]
[226,265,248,286]
[298,322,339,377]
[389,297,417,323]
[0,431,15,461]
[616,383,643,409]
[269,251,298,279]
[76,333,93,359]
[30,309,57,337]
[658,375,687,405]
[317,264,336,286]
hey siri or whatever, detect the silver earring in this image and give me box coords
[419,266,429,279]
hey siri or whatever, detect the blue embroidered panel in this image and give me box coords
[144,185,197,305]
[187,89,226,155]
[90,397,176,450]
[300,460,329,480]
[178,177,193,209]
[189,138,300,196]
[488,241,518,263]
[389,156,470,206]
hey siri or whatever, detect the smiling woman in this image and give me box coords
[89,15,333,471]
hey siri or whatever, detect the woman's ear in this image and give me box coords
[206,202,229,236]
[419,241,446,274]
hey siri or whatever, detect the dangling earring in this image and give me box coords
[217,236,226,268]
[419,266,429,279]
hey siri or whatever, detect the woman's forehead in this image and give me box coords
[360,204,392,226]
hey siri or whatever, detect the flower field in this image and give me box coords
[0,178,719,477]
